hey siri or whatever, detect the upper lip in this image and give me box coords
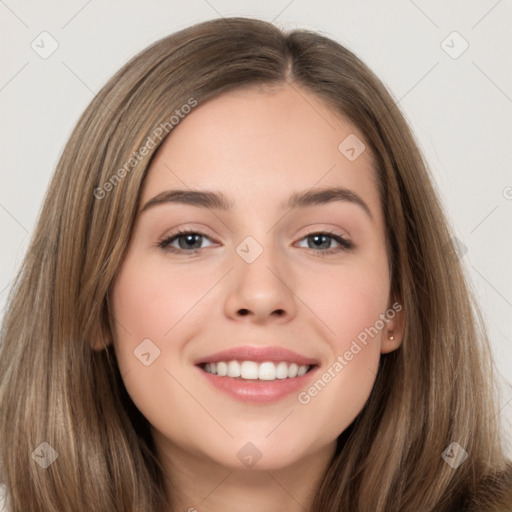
[194,345,319,366]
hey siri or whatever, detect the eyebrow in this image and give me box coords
[140,186,373,220]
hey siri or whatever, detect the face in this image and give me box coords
[108,83,403,472]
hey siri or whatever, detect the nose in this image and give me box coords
[223,242,298,325]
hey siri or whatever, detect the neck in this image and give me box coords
[153,432,336,512]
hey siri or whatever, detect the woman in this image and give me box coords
[0,16,511,512]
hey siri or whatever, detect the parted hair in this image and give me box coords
[1,16,511,512]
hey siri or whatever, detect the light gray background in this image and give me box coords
[1,0,511,453]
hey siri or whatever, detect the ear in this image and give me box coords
[91,337,111,351]
[380,299,405,354]
[91,294,115,351]
[90,321,113,352]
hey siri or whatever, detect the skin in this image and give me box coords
[106,83,404,512]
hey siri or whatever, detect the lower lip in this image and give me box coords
[196,366,319,403]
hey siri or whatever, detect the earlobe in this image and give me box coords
[91,337,111,351]
[90,323,113,351]
[91,338,110,351]
[381,331,402,354]
[380,301,405,354]
[90,298,115,351]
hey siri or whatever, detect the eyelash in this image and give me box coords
[157,228,353,257]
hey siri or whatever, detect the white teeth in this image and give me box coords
[202,360,312,380]
[288,363,299,378]
[217,361,228,376]
[276,361,289,379]
[297,365,308,377]
[258,362,276,380]
[240,361,259,379]
[227,360,241,377]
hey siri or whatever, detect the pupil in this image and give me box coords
[311,234,329,249]
[181,234,200,249]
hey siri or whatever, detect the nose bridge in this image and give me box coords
[224,231,297,321]
[234,232,284,290]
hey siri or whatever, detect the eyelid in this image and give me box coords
[300,223,352,239]
[160,224,219,242]
[300,225,350,238]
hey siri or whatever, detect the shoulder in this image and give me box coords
[461,468,512,512]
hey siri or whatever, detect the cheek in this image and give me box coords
[111,253,212,342]
[109,255,213,432]
[295,266,389,440]
[296,250,390,405]
[305,253,390,348]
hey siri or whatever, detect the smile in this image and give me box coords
[194,345,321,403]
[200,360,312,381]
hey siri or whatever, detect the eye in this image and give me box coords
[296,231,353,256]
[158,229,216,254]
[158,229,353,256]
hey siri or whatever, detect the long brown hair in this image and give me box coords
[1,16,511,512]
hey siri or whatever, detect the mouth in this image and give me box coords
[194,345,320,403]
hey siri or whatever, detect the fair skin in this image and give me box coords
[106,83,404,512]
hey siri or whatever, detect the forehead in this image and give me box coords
[140,84,380,217]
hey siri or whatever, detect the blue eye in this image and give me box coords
[297,232,352,255]
[158,230,215,254]
[158,230,353,256]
